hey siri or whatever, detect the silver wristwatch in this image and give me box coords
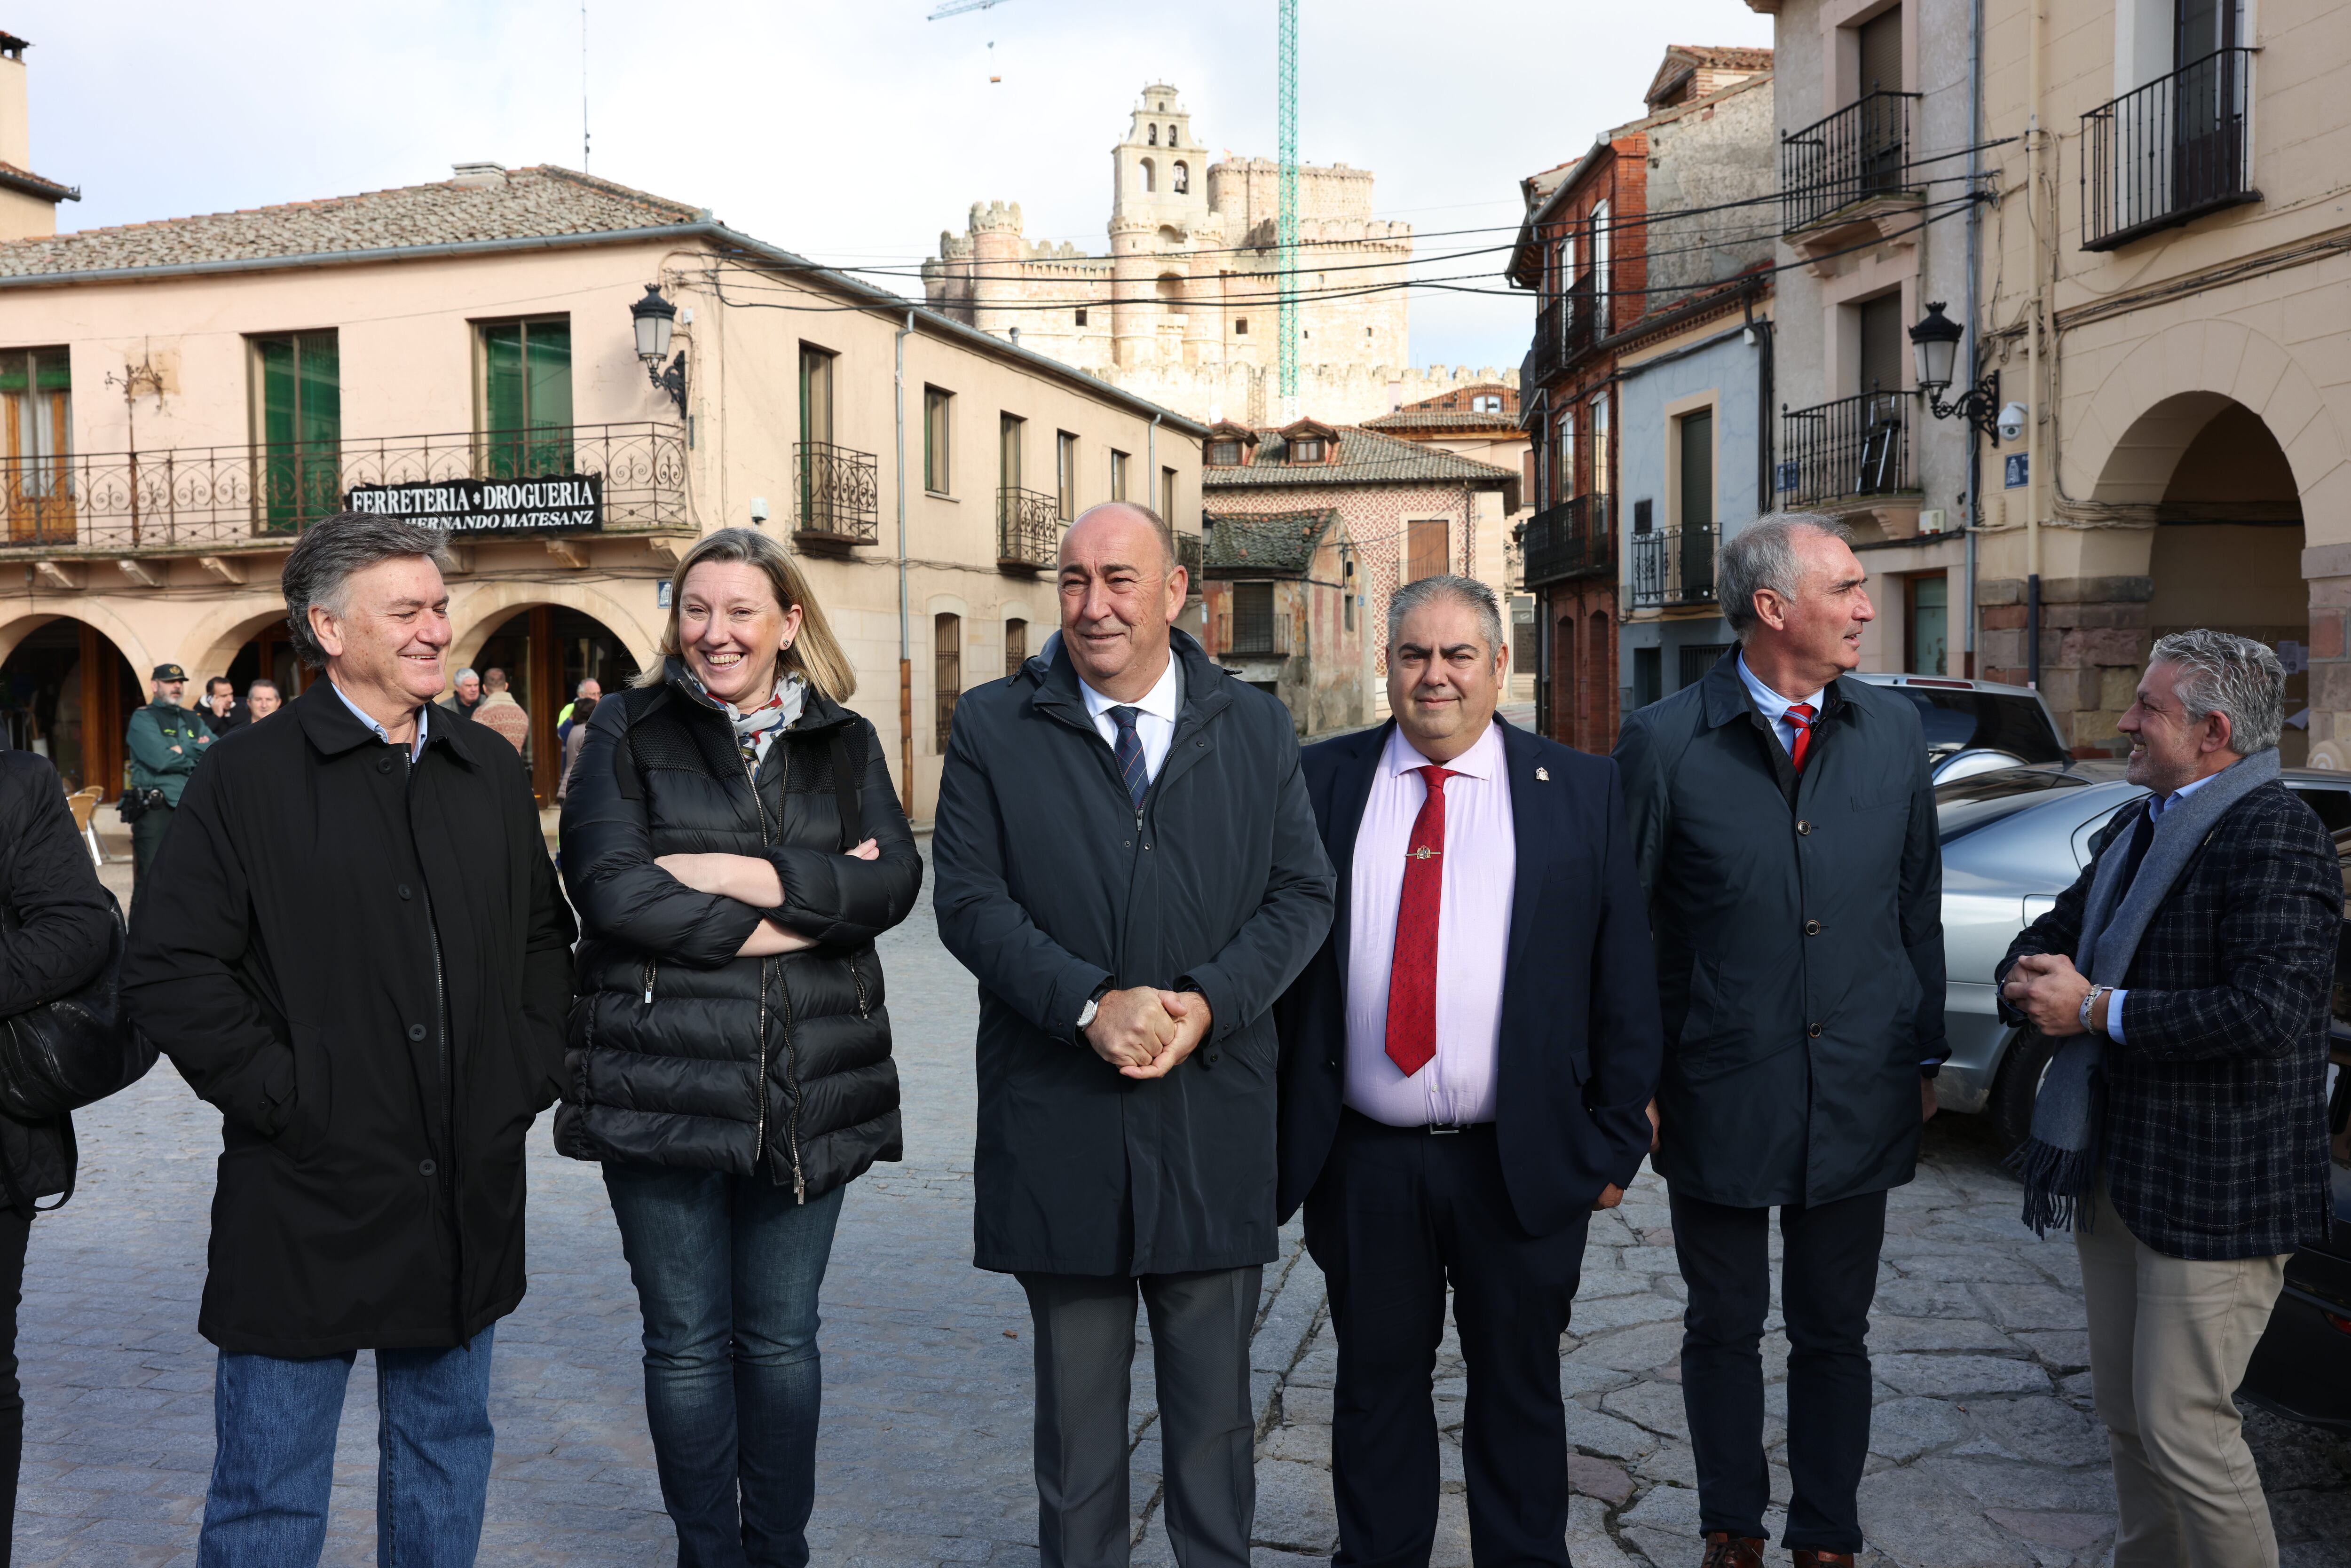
[1076,983,1110,1036]
[2080,984,2111,1036]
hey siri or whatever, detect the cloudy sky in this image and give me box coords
[10,0,1770,369]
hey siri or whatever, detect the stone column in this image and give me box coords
[1976,574,2151,756]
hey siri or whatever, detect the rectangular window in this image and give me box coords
[1001,414,1025,492]
[1909,573,1949,675]
[1633,646,1662,710]
[1588,394,1611,500]
[252,330,341,531]
[1160,466,1177,525]
[478,316,571,479]
[1405,519,1449,583]
[934,613,962,751]
[923,387,953,493]
[1677,410,1714,528]
[1231,582,1275,655]
[1235,317,1248,335]
[1056,431,1078,521]
[0,347,72,544]
[1858,292,1906,395]
[1074,308,1089,327]
[1679,642,1732,691]
[1109,449,1129,501]
[1554,411,1576,500]
[798,344,834,446]
[1004,617,1028,677]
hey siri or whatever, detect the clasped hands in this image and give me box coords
[2000,951,2097,1037]
[656,842,879,958]
[1084,986,1213,1080]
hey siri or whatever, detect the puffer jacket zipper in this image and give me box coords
[741,740,805,1202]
[402,745,462,1342]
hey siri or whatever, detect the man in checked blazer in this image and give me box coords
[1273,575,1661,1565]
[2001,630,2339,1568]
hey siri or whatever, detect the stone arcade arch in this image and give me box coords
[449,583,658,803]
[0,613,143,796]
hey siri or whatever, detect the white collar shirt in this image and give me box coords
[1080,655,1183,784]
[1736,651,1828,758]
[331,682,430,762]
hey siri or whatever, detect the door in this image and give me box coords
[253,331,341,532]
[799,346,836,527]
[2172,0,2243,211]
[934,614,962,751]
[480,317,573,479]
[1908,574,1949,675]
[1677,410,1715,599]
[0,347,72,544]
[1857,5,1905,193]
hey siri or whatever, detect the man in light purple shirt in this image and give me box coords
[1274,575,1662,1565]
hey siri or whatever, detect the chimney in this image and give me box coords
[450,162,508,189]
[0,32,32,171]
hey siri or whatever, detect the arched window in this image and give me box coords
[1147,124,1159,146]
[1173,161,1190,194]
[1156,274,1184,311]
[1140,158,1156,193]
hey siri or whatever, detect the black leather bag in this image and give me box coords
[0,892,158,1121]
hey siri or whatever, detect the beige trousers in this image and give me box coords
[2075,1185,2288,1568]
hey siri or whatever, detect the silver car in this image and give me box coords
[1933,763,2351,1142]
[1848,672,2072,784]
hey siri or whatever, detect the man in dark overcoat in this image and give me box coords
[1613,514,1945,1568]
[124,512,574,1567]
[934,501,1335,1568]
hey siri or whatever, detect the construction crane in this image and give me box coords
[1277,0,1299,423]
[926,0,1009,17]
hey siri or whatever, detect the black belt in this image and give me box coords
[1342,1107,1493,1137]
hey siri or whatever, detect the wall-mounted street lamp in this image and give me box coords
[1909,301,2001,444]
[631,284,688,419]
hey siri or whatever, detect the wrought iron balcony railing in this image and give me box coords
[1630,523,1719,608]
[1782,91,1920,233]
[1524,271,1597,388]
[1520,493,1613,588]
[0,422,687,553]
[2082,49,2257,251]
[1777,391,1913,509]
[997,486,1061,571]
[792,440,880,548]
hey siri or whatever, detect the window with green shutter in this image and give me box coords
[479,316,572,479]
[1,347,73,543]
[251,331,340,533]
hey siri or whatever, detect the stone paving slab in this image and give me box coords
[17,845,2349,1564]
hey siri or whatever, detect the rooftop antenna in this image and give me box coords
[580,1,591,171]
[1278,0,1300,423]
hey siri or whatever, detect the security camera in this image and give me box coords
[749,496,770,525]
[1996,402,2028,444]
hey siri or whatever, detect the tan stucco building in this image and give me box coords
[0,121,1204,816]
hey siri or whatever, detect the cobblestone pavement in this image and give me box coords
[16,843,2349,1564]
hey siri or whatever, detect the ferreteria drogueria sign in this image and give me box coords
[344,474,604,535]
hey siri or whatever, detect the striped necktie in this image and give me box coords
[1786,701,1818,773]
[1109,705,1149,810]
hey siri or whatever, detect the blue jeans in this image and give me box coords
[604,1165,846,1568]
[198,1326,496,1568]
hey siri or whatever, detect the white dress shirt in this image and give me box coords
[1342,720,1516,1127]
[1080,655,1183,784]
[1736,651,1827,757]
[2103,770,2219,1046]
[332,682,429,762]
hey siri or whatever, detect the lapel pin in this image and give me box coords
[1535,766,1550,782]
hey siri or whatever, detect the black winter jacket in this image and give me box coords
[933,631,1335,1277]
[557,663,921,1199]
[0,751,114,1210]
[122,687,576,1356]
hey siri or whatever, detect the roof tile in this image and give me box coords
[1203,423,1515,489]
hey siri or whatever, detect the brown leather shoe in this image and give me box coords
[1791,1552,1856,1568]
[1700,1534,1766,1568]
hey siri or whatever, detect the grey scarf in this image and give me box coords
[2014,748,2280,1234]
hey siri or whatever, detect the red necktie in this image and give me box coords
[1384,765,1455,1078]
[1786,702,1818,774]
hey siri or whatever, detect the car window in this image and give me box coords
[1934,770,2089,846]
[2288,783,2351,835]
[1892,688,2069,766]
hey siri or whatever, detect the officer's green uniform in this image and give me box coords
[126,697,212,879]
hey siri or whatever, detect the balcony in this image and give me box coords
[792,440,880,550]
[0,422,687,554]
[1777,391,1913,510]
[1520,494,1614,588]
[1524,271,1597,389]
[1630,524,1718,609]
[997,486,1062,572]
[1781,91,1921,236]
[2083,49,2258,251]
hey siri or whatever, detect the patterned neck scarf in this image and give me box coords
[720,672,805,766]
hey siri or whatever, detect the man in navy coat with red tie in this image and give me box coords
[1274,574,1663,1565]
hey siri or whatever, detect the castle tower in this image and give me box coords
[1109,84,1212,370]
[967,201,1026,339]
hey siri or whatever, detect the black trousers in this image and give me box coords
[0,1204,27,1567]
[131,803,173,882]
[1669,1185,1886,1553]
[1303,1111,1591,1568]
[1016,1266,1260,1568]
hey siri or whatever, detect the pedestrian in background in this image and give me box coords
[556,677,602,748]
[439,666,482,722]
[553,691,597,806]
[1613,515,1945,1568]
[472,668,529,757]
[560,526,920,1568]
[123,512,575,1568]
[199,677,246,739]
[244,680,283,723]
[2000,631,2336,1568]
[0,747,116,1558]
[1274,575,1661,1565]
[124,662,212,882]
[934,501,1333,1568]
